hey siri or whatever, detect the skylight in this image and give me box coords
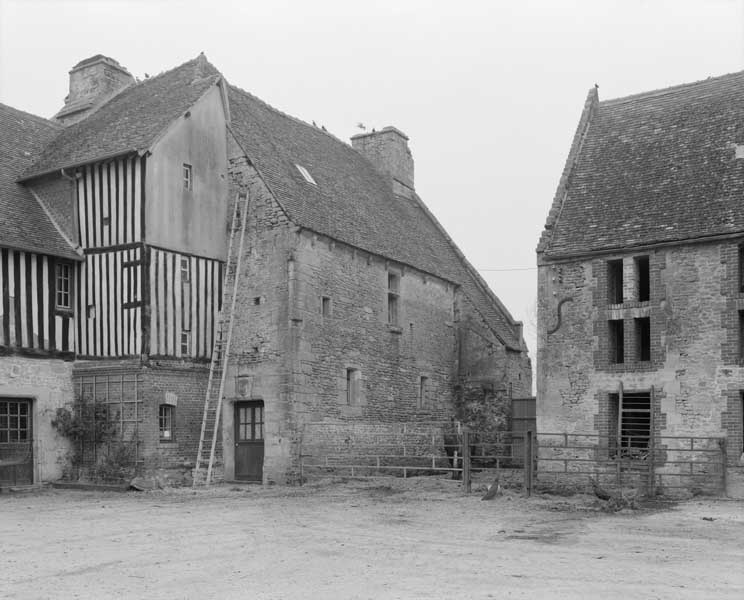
[295,164,317,185]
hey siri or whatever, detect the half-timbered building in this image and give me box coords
[1,54,531,486]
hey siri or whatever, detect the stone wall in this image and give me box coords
[537,240,744,479]
[71,359,209,485]
[0,355,74,482]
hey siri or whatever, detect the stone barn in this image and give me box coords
[537,74,744,495]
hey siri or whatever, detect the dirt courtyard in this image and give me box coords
[1,477,742,599]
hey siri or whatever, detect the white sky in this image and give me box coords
[2,0,744,369]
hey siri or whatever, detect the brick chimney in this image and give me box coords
[351,126,414,198]
[54,55,135,125]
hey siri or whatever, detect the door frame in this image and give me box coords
[233,400,264,482]
[0,396,34,486]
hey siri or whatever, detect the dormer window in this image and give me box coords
[183,164,193,191]
[295,164,317,185]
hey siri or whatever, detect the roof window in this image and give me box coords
[295,164,317,185]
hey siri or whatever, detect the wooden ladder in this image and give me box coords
[193,191,249,486]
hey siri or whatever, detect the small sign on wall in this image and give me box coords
[236,375,253,398]
[164,391,178,406]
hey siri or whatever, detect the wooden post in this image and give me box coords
[462,428,471,494]
[720,437,728,494]
[299,429,304,486]
[524,430,533,497]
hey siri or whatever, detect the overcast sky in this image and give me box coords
[2,0,744,370]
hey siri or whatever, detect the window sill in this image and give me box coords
[387,325,403,334]
[159,438,176,444]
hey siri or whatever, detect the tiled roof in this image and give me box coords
[0,103,80,259]
[21,56,220,180]
[228,86,523,348]
[542,70,744,258]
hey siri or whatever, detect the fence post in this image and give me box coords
[462,428,471,494]
[720,438,728,495]
[524,430,534,497]
[299,427,304,486]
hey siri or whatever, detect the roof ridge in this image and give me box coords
[0,101,62,129]
[409,192,522,349]
[601,69,744,107]
[228,83,349,147]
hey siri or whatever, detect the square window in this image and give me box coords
[635,317,650,362]
[123,264,139,304]
[635,256,650,302]
[159,404,175,441]
[321,296,331,319]
[609,319,624,364]
[55,262,72,310]
[183,164,193,191]
[180,331,190,355]
[607,259,623,304]
[180,257,190,283]
[387,273,400,326]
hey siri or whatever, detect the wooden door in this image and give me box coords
[234,401,264,481]
[0,398,33,486]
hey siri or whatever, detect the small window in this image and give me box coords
[609,319,624,364]
[418,376,428,409]
[387,272,400,326]
[123,264,139,304]
[55,262,72,310]
[180,257,191,283]
[183,164,193,191]
[253,296,261,306]
[181,331,190,355]
[607,259,623,304]
[237,403,264,441]
[321,296,332,319]
[87,304,96,319]
[346,368,360,406]
[739,245,744,293]
[635,317,650,362]
[159,404,175,441]
[295,164,317,185]
[636,256,650,302]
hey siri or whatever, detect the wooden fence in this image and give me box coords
[537,432,727,495]
[300,421,726,497]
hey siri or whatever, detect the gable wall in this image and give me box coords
[537,240,744,465]
[146,86,228,260]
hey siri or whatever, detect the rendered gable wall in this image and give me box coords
[146,85,228,260]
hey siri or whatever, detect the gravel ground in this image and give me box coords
[1,476,743,599]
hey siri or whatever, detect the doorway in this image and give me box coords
[0,398,33,485]
[234,400,264,481]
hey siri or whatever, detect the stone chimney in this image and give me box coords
[54,55,135,125]
[351,126,414,197]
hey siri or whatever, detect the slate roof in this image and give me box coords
[542,70,744,258]
[21,55,220,180]
[228,86,523,348]
[0,103,80,259]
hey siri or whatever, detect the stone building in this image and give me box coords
[1,54,531,486]
[537,74,744,492]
